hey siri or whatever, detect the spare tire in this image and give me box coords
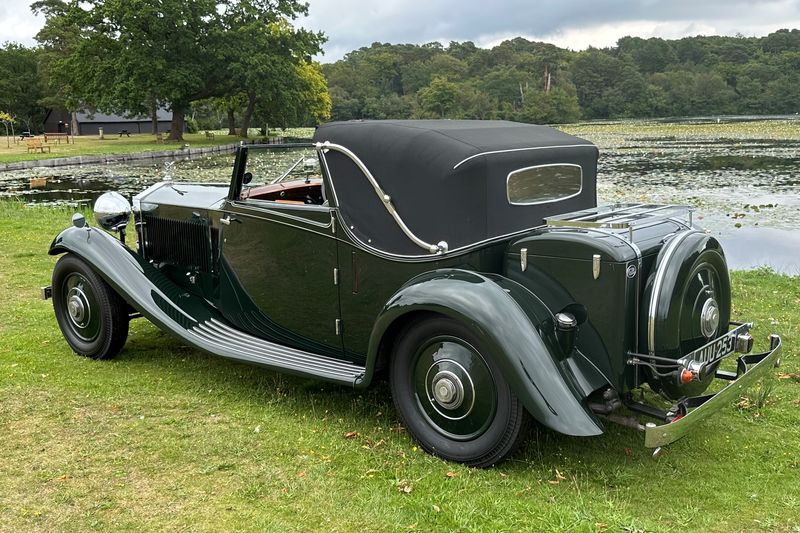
[639,230,731,399]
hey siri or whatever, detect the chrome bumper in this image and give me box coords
[644,334,782,448]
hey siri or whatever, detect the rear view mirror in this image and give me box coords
[242,172,253,185]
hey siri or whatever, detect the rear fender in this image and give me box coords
[366,269,602,437]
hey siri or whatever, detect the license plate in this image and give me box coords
[684,324,749,364]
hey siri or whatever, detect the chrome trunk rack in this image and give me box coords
[545,203,693,240]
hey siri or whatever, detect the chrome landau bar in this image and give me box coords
[315,141,448,255]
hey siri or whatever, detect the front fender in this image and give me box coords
[367,269,603,437]
[49,225,218,330]
[49,226,365,385]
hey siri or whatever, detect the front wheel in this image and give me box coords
[52,253,129,359]
[390,317,530,467]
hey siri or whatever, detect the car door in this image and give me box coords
[217,146,343,357]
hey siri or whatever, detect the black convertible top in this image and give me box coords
[314,120,598,256]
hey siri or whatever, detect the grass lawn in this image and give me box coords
[0,129,314,164]
[1,201,798,532]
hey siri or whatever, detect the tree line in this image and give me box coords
[323,29,800,123]
[1,0,332,141]
[2,7,799,137]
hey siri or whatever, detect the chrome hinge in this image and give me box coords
[520,248,527,272]
[335,318,341,335]
[333,268,339,285]
[592,254,601,280]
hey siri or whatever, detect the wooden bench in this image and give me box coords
[26,139,51,153]
[43,132,69,144]
[204,131,215,139]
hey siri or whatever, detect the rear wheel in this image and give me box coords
[390,317,530,467]
[52,254,129,359]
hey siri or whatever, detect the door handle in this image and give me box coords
[220,215,240,225]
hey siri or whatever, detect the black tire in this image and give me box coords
[390,317,530,468]
[640,232,731,399]
[52,253,129,359]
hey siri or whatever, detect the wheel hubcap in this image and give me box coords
[432,370,464,410]
[62,273,100,342]
[412,338,496,441]
[700,298,720,339]
[67,291,90,327]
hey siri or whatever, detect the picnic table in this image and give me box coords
[19,131,34,139]
[119,129,131,137]
[44,132,70,144]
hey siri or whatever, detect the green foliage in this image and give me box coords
[29,0,327,140]
[418,76,459,117]
[184,117,199,134]
[324,30,800,123]
[0,43,46,132]
[519,88,581,124]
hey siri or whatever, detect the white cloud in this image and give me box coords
[299,0,800,61]
[0,1,44,46]
[475,21,721,52]
[1,0,799,62]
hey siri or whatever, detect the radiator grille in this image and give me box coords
[143,214,216,273]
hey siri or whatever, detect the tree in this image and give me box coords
[1,111,15,147]
[570,50,625,118]
[223,8,324,138]
[418,77,459,118]
[518,88,580,124]
[33,0,319,140]
[252,61,331,130]
[321,32,800,122]
[0,44,46,133]
[617,36,678,74]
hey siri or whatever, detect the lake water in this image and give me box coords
[1,119,798,274]
[569,120,800,275]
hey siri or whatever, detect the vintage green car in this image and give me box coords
[44,120,782,467]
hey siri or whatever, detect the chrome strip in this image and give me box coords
[647,230,700,355]
[331,213,545,261]
[315,141,446,254]
[505,163,583,206]
[452,144,595,170]
[230,201,333,230]
[132,180,174,261]
[226,209,336,240]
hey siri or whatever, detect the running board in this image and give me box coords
[188,318,365,386]
[49,226,365,387]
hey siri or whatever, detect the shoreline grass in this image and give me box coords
[0,128,314,165]
[1,201,798,532]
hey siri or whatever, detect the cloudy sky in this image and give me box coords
[2,0,799,61]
